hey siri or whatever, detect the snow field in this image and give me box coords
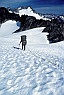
[0,20,64,95]
[0,44,64,95]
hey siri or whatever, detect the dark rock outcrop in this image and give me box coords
[0,7,9,23]
[14,15,50,33]
[0,7,64,43]
[43,18,64,43]
[0,7,20,23]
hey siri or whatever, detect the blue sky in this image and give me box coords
[0,0,64,14]
[0,0,64,8]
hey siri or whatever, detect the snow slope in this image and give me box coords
[0,20,64,95]
[0,20,20,37]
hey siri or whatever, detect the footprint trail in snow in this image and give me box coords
[0,45,64,95]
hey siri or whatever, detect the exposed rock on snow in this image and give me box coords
[0,6,64,43]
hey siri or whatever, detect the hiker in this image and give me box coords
[19,35,27,50]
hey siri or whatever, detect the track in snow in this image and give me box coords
[0,45,64,95]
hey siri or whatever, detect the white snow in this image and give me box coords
[18,7,50,21]
[0,20,64,95]
[0,20,19,37]
[60,16,64,21]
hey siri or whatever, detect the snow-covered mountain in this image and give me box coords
[0,6,64,43]
[0,20,64,95]
[9,6,64,21]
[8,6,51,21]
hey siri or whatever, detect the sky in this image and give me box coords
[0,0,64,14]
[0,0,64,8]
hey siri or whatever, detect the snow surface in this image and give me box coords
[0,20,64,95]
[60,16,64,21]
[18,7,50,21]
[0,20,20,37]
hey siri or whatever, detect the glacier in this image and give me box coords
[0,20,64,95]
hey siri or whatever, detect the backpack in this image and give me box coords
[21,35,26,41]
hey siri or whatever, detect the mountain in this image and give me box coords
[0,6,64,43]
[17,6,51,21]
[0,7,20,23]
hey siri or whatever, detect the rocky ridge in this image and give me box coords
[0,6,64,43]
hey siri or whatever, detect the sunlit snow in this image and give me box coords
[0,20,64,95]
[18,7,50,21]
[0,20,19,37]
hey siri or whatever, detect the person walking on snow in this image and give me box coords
[19,35,27,50]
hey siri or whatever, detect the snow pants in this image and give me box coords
[22,43,26,50]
